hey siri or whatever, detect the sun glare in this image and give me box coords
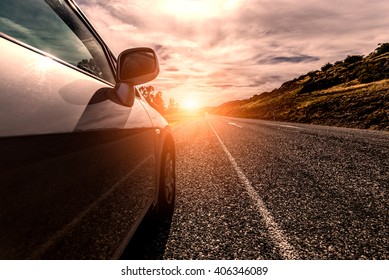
[159,0,243,18]
[182,97,200,110]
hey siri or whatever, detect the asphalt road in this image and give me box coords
[127,115,389,260]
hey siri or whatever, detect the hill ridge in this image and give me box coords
[212,43,389,131]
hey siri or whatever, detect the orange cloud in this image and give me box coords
[78,0,389,106]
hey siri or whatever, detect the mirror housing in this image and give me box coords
[114,83,135,107]
[117,48,159,85]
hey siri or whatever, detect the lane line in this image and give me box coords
[228,122,243,128]
[216,115,303,130]
[208,119,299,260]
[278,124,302,129]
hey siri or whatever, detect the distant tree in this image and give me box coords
[168,98,175,110]
[321,62,333,72]
[344,55,363,65]
[167,98,175,113]
[374,43,389,56]
[146,85,154,93]
[166,98,179,114]
[139,85,155,104]
[153,91,165,114]
[138,86,166,114]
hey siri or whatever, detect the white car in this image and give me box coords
[0,0,175,259]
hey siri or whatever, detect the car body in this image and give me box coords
[0,0,175,259]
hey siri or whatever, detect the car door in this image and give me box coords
[0,0,157,259]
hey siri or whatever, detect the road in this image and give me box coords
[126,115,389,260]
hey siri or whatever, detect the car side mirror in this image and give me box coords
[117,48,159,85]
[115,48,159,107]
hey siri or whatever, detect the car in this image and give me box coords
[0,0,175,259]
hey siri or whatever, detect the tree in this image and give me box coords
[153,91,165,114]
[139,85,155,105]
[138,86,166,114]
[344,55,363,65]
[166,98,179,114]
[168,98,175,110]
[321,62,333,72]
[374,43,389,56]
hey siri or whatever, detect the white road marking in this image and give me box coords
[228,122,243,128]
[208,119,299,260]
[278,124,302,129]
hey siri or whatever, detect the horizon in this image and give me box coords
[78,0,389,107]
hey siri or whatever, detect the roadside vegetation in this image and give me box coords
[211,43,389,131]
[138,85,204,123]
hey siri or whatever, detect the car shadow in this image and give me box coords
[120,214,173,260]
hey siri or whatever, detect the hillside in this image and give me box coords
[212,43,389,131]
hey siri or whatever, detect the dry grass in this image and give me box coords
[213,79,389,131]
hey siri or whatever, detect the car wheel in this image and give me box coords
[158,142,175,218]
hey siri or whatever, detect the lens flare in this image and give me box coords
[182,97,199,110]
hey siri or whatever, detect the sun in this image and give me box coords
[158,0,243,19]
[182,97,200,110]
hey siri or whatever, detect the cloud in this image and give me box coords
[165,66,179,72]
[77,0,389,106]
[256,55,320,64]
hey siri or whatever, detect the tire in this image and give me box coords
[158,142,175,219]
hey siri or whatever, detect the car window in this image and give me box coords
[0,0,115,84]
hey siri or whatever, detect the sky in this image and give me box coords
[78,0,389,107]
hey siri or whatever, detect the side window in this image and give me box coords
[0,0,115,84]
